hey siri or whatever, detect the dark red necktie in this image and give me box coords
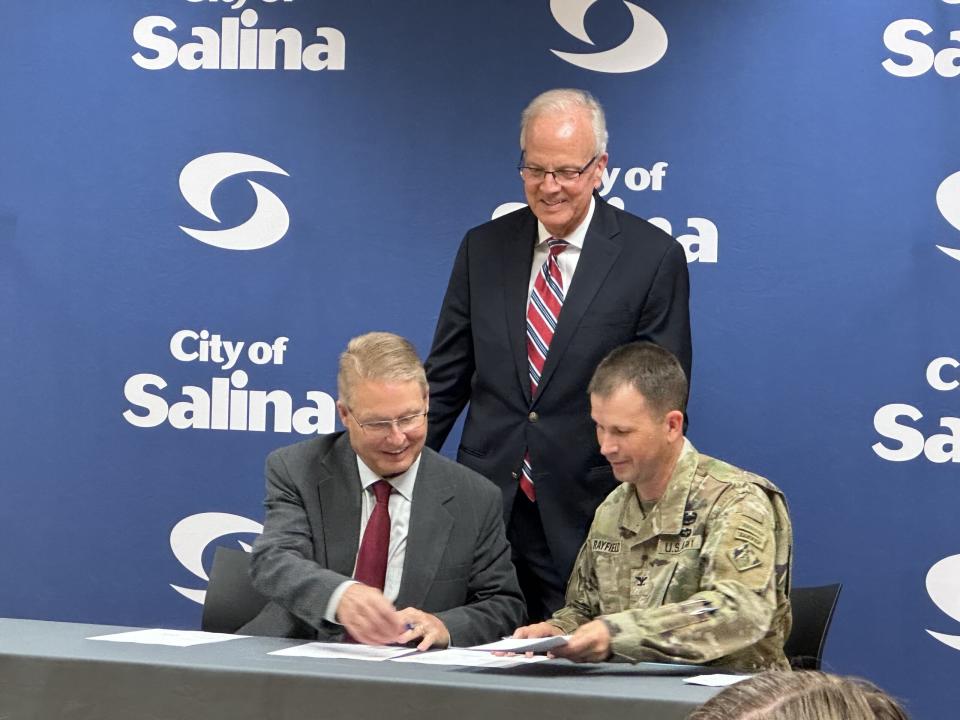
[521,239,569,501]
[353,480,392,590]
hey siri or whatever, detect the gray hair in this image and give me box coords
[588,342,687,417]
[520,88,608,156]
[337,332,427,406]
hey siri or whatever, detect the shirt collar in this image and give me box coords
[355,453,420,502]
[536,195,595,249]
[620,438,698,540]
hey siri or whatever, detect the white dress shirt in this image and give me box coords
[526,196,596,297]
[323,453,421,623]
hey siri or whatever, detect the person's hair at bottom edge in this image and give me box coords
[687,670,909,720]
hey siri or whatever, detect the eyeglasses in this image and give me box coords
[347,408,428,438]
[518,154,598,185]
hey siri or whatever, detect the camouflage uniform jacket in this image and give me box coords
[549,439,792,671]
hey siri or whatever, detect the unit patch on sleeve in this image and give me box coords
[729,542,762,572]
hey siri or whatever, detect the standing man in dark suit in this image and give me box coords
[425,89,691,620]
[245,332,525,647]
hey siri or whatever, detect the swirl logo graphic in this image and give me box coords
[179,152,289,251]
[169,512,263,605]
[550,0,668,73]
[927,553,960,650]
[936,171,960,262]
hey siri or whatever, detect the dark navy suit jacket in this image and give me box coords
[425,196,692,585]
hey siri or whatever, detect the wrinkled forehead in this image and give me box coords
[590,385,655,422]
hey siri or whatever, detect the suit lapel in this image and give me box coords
[316,433,363,577]
[503,210,538,406]
[535,198,622,401]
[394,451,454,609]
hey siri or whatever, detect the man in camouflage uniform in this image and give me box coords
[513,342,792,671]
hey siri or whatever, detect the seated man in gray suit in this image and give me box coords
[244,331,525,648]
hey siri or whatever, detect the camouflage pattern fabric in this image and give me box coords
[549,439,793,671]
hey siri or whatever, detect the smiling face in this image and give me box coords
[521,109,607,239]
[337,378,428,479]
[590,384,684,500]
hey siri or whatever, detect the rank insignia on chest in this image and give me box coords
[630,568,659,605]
[679,528,692,538]
[591,539,621,553]
[730,542,762,572]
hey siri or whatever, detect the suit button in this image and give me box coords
[528,411,539,423]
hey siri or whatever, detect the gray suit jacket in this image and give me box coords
[242,432,526,646]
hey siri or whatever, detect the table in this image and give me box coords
[0,618,721,719]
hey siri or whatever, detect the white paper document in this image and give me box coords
[391,648,549,667]
[87,629,247,647]
[683,674,751,687]
[269,642,415,661]
[467,635,571,654]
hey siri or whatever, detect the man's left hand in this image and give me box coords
[548,619,612,663]
[396,607,451,651]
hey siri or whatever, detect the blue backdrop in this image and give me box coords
[2,1,959,716]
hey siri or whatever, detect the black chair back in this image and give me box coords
[201,546,268,633]
[784,583,842,670]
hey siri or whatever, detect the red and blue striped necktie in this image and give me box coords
[521,238,569,501]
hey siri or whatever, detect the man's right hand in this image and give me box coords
[336,584,404,645]
[512,622,565,639]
